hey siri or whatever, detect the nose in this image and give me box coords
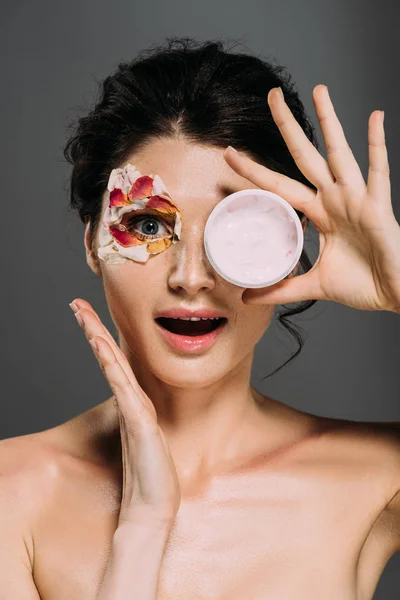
[167,223,216,296]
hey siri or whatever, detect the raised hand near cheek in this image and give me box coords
[224,85,400,313]
[69,298,181,527]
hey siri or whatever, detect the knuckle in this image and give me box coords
[111,378,132,395]
[368,139,384,148]
[119,353,132,368]
[103,353,119,367]
[369,163,389,175]
[274,116,286,128]
[318,113,330,125]
[271,177,282,194]
[291,147,304,162]
[77,308,90,321]
[325,143,349,156]
[317,178,335,193]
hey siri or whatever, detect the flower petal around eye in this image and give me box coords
[104,202,147,226]
[147,237,173,254]
[109,226,146,247]
[117,241,152,263]
[152,174,173,199]
[125,164,142,186]
[97,245,127,264]
[109,188,131,207]
[98,222,113,247]
[128,175,154,201]
[107,168,126,192]
[107,165,143,194]
[146,195,177,215]
[173,210,182,240]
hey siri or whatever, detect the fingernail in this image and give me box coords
[227,145,238,154]
[75,313,85,330]
[69,302,79,314]
[277,87,284,99]
[381,110,385,123]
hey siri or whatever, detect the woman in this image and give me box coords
[1,37,400,600]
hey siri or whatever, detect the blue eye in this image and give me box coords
[126,215,173,240]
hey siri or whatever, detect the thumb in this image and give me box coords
[242,269,322,305]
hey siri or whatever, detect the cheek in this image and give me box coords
[101,264,145,321]
[101,251,169,306]
[235,306,274,346]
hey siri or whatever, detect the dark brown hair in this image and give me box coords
[64,36,319,378]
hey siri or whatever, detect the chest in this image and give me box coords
[32,466,384,600]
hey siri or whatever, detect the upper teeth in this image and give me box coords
[172,317,221,321]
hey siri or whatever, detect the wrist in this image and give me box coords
[114,516,173,543]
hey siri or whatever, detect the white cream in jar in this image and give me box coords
[204,189,304,288]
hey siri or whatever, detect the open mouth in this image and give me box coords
[155,317,228,336]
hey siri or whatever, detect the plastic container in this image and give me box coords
[204,189,304,288]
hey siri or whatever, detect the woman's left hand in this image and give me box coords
[223,85,400,313]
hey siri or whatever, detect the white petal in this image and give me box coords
[118,242,151,263]
[125,164,142,186]
[173,211,182,240]
[98,223,113,247]
[107,168,125,192]
[107,201,150,225]
[103,205,114,226]
[97,244,127,264]
[152,174,172,198]
[107,164,143,194]
[131,198,149,210]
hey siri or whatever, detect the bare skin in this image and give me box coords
[1,396,400,600]
[2,122,400,599]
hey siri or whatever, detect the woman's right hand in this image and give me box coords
[69,298,181,529]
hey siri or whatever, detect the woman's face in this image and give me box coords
[85,137,278,388]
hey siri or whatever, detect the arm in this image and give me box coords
[0,553,40,600]
[377,422,400,553]
[96,519,172,600]
[0,463,40,599]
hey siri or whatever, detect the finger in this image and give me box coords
[242,262,324,306]
[268,87,335,189]
[367,110,392,212]
[72,304,140,393]
[90,335,155,425]
[71,298,119,349]
[223,147,328,230]
[312,85,365,189]
[72,304,124,363]
[71,300,158,423]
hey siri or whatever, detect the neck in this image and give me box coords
[98,341,273,487]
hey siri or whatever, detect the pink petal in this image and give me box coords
[109,226,145,247]
[110,188,131,207]
[128,176,154,201]
[146,195,179,217]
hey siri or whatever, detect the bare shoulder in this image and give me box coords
[0,431,67,517]
[309,414,400,551]
[0,432,62,587]
[306,413,400,486]
[0,408,111,541]
[344,419,400,532]
[0,402,108,510]
[323,416,400,482]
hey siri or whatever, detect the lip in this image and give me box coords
[154,307,229,319]
[155,318,227,353]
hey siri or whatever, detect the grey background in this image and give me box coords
[1,0,399,596]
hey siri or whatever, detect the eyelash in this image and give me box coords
[126,215,174,240]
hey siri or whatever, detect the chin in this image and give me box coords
[148,351,235,388]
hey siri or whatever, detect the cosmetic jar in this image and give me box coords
[204,189,304,288]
